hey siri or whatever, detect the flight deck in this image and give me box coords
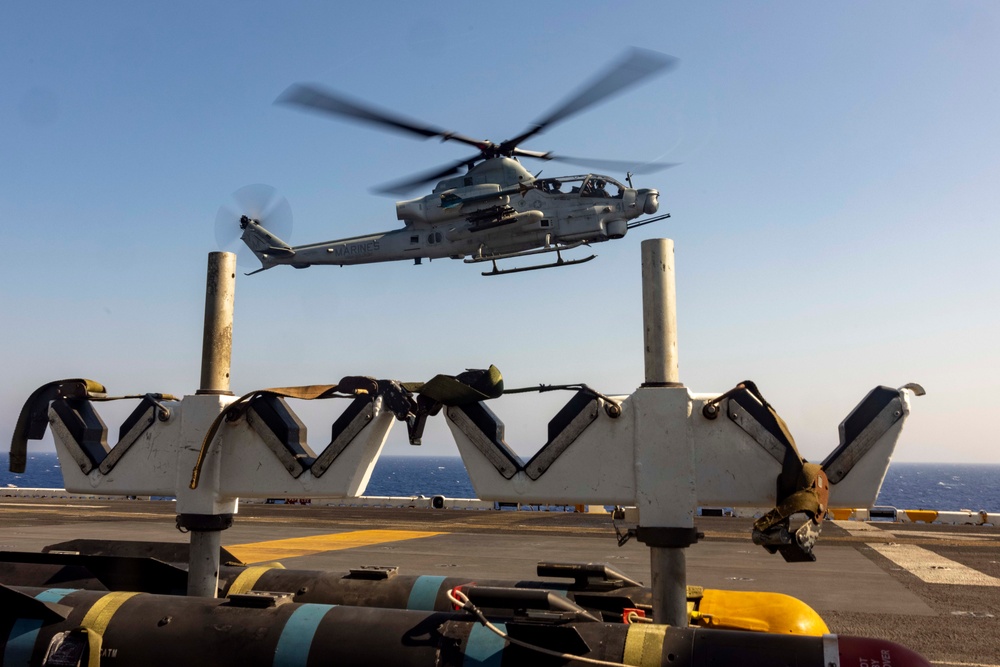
[2,244,977,667]
[2,498,998,666]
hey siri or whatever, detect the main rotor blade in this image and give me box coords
[542,154,679,176]
[277,84,489,150]
[372,157,475,196]
[501,48,678,151]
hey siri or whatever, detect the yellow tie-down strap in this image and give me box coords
[623,623,668,667]
[9,378,107,473]
[226,562,286,596]
[10,378,178,474]
[78,591,143,667]
[190,384,345,489]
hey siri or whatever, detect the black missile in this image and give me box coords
[0,550,838,634]
[1,585,931,667]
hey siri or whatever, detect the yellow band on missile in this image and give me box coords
[623,623,668,667]
[226,563,286,596]
[79,591,142,667]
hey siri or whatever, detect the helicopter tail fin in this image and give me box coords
[240,217,296,271]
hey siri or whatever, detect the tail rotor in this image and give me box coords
[214,184,293,267]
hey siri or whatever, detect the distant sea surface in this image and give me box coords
[2,453,999,512]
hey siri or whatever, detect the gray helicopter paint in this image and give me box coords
[239,159,660,271]
[236,49,679,273]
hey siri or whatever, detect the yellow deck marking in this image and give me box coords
[227,529,445,563]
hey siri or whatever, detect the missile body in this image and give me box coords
[222,564,650,619]
[2,585,931,667]
[1,554,827,634]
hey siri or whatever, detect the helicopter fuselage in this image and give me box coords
[237,50,676,275]
[241,158,660,273]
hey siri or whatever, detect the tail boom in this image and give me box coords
[240,216,299,271]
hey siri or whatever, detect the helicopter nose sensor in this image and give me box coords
[639,189,660,215]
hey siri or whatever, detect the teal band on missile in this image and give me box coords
[3,588,76,667]
[273,604,337,667]
[464,622,506,667]
[407,575,448,611]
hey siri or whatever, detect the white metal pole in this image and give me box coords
[641,239,680,386]
[187,252,237,597]
[650,547,688,626]
[198,252,236,396]
[187,530,223,597]
[640,238,688,625]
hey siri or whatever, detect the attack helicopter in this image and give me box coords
[229,49,677,276]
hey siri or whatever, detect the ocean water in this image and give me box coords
[0,453,478,499]
[364,456,476,499]
[874,462,1000,512]
[2,452,999,512]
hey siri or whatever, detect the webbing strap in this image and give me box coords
[415,366,504,405]
[10,379,177,474]
[227,563,285,596]
[190,366,503,489]
[754,462,829,533]
[710,381,828,534]
[79,591,141,667]
[9,379,107,473]
[623,624,667,667]
[190,384,346,489]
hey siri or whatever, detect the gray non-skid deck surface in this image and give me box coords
[2,499,998,665]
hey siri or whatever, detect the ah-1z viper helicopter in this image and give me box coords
[230,49,677,276]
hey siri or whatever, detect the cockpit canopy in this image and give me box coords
[535,174,627,198]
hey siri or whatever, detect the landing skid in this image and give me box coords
[482,251,596,276]
[466,241,597,276]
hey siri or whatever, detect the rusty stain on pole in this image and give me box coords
[198,252,236,395]
[641,239,681,386]
[189,252,237,597]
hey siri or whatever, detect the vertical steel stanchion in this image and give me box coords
[186,251,236,597]
[650,546,688,626]
[641,238,679,387]
[198,251,237,396]
[187,529,224,597]
[640,239,689,626]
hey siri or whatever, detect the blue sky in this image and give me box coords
[2,2,998,464]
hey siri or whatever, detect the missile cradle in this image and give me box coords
[4,244,933,666]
